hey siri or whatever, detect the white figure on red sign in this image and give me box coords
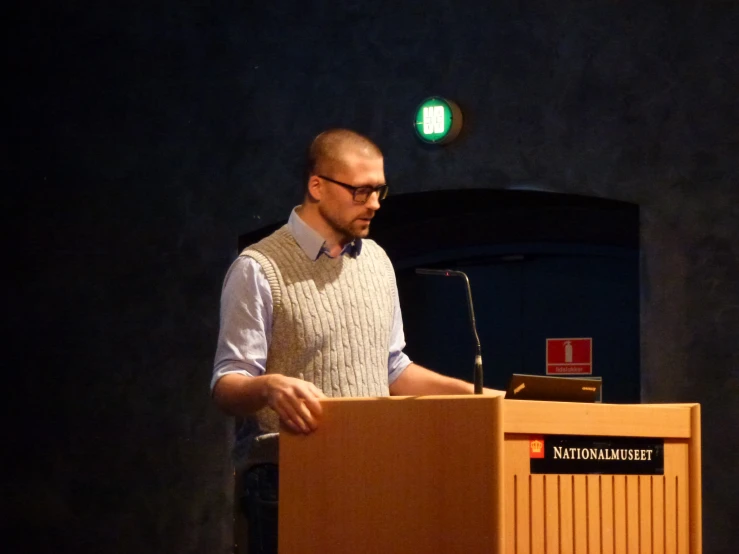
[564,340,573,364]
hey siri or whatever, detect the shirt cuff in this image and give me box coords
[210,362,262,393]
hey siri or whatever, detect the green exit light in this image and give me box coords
[413,97,463,144]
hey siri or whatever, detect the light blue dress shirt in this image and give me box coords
[212,208,412,392]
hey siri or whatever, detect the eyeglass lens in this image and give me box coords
[355,186,388,203]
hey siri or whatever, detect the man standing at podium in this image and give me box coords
[212,128,499,554]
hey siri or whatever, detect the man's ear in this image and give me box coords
[306,175,322,202]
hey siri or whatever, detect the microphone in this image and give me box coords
[415,268,484,394]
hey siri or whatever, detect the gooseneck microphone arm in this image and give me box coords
[415,268,484,394]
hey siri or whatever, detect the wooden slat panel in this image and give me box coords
[516,473,530,554]
[601,475,614,554]
[545,474,560,554]
[586,475,602,554]
[530,475,545,554]
[613,476,627,554]
[559,475,574,553]
[653,475,665,554]
[506,469,516,554]
[640,476,653,554]
[664,471,677,553]
[689,405,703,554]
[664,441,690,554]
[626,476,639,553]
[678,472,689,553]
[573,475,587,554]
[503,401,694,438]
[500,405,699,554]
[504,437,531,554]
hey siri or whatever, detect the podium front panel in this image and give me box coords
[502,401,701,554]
[280,395,504,554]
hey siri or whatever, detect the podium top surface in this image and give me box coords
[318,395,699,439]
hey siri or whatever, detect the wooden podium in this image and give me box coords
[279,396,701,553]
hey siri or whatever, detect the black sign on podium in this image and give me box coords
[529,435,664,475]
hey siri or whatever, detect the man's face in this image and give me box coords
[316,151,385,243]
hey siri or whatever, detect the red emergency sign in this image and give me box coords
[546,338,592,375]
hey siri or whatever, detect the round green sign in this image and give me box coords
[413,97,463,144]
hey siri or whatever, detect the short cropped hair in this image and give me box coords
[304,129,383,190]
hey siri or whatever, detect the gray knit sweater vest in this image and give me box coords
[243,225,396,439]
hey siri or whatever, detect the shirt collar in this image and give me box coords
[288,207,362,260]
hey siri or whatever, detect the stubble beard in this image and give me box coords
[319,205,371,242]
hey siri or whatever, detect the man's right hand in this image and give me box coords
[263,374,326,434]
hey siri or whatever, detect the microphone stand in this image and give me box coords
[415,268,484,394]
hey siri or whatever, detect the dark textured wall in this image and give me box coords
[9,1,738,552]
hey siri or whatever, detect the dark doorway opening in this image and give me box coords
[370,189,640,403]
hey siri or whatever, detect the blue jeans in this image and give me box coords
[241,464,279,554]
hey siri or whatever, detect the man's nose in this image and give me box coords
[365,190,381,211]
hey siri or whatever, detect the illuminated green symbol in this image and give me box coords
[414,97,463,144]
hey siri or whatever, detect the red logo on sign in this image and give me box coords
[546,338,592,375]
[530,436,545,459]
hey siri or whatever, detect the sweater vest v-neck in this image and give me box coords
[243,225,395,438]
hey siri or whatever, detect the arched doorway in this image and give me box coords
[370,189,640,403]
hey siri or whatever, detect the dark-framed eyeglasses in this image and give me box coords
[317,175,389,204]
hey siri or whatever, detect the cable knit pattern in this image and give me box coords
[243,225,395,440]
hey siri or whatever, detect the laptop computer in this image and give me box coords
[505,373,602,403]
